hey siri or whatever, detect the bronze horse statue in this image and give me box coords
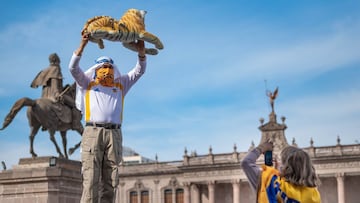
[0,83,83,159]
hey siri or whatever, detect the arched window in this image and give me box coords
[129,180,151,203]
[163,188,184,203]
[130,190,149,203]
[141,191,149,203]
[130,191,138,203]
[164,189,172,203]
[175,188,184,203]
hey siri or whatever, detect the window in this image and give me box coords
[175,189,184,203]
[163,188,184,203]
[130,191,138,203]
[164,189,172,203]
[141,191,149,203]
[130,190,150,203]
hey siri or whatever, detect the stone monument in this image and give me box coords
[0,53,83,202]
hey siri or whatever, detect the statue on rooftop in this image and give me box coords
[266,87,279,113]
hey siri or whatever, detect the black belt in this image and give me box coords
[85,122,121,129]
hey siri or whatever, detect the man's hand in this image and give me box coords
[136,40,146,60]
[75,33,89,56]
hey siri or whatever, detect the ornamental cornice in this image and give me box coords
[258,122,287,131]
[315,161,360,170]
[183,168,243,179]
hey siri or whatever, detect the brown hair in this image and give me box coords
[280,146,320,187]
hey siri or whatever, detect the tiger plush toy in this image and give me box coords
[82,8,164,55]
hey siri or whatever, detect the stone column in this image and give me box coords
[117,182,126,203]
[173,188,176,203]
[232,180,240,203]
[138,190,141,203]
[154,179,160,203]
[191,184,200,203]
[183,182,191,203]
[336,173,345,203]
[208,181,215,203]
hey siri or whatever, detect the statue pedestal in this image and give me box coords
[0,156,82,203]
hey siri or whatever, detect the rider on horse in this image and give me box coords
[30,53,82,130]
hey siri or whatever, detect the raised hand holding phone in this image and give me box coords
[256,141,274,166]
[265,151,273,166]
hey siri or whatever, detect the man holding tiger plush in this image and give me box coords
[69,33,147,203]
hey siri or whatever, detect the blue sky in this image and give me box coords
[0,0,359,169]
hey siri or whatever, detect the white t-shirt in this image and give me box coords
[69,53,146,124]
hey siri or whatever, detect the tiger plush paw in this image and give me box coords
[122,42,159,55]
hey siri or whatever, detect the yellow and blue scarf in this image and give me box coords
[257,165,321,203]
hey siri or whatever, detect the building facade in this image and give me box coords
[123,146,154,164]
[116,111,360,203]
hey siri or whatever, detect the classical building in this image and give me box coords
[1,96,359,203]
[116,111,360,203]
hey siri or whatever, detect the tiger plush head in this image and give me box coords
[120,9,146,28]
[82,8,164,55]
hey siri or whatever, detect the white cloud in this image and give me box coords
[214,28,360,85]
[280,88,360,147]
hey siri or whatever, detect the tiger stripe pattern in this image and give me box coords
[82,9,164,55]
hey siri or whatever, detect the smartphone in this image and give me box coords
[264,151,273,166]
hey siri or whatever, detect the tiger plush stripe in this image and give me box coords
[82,9,164,55]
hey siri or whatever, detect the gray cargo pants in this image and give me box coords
[80,126,122,203]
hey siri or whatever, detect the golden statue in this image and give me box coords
[266,87,278,113]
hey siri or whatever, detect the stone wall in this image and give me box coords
[0,157,82,203]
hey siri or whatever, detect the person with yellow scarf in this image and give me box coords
[241,141,321,203]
